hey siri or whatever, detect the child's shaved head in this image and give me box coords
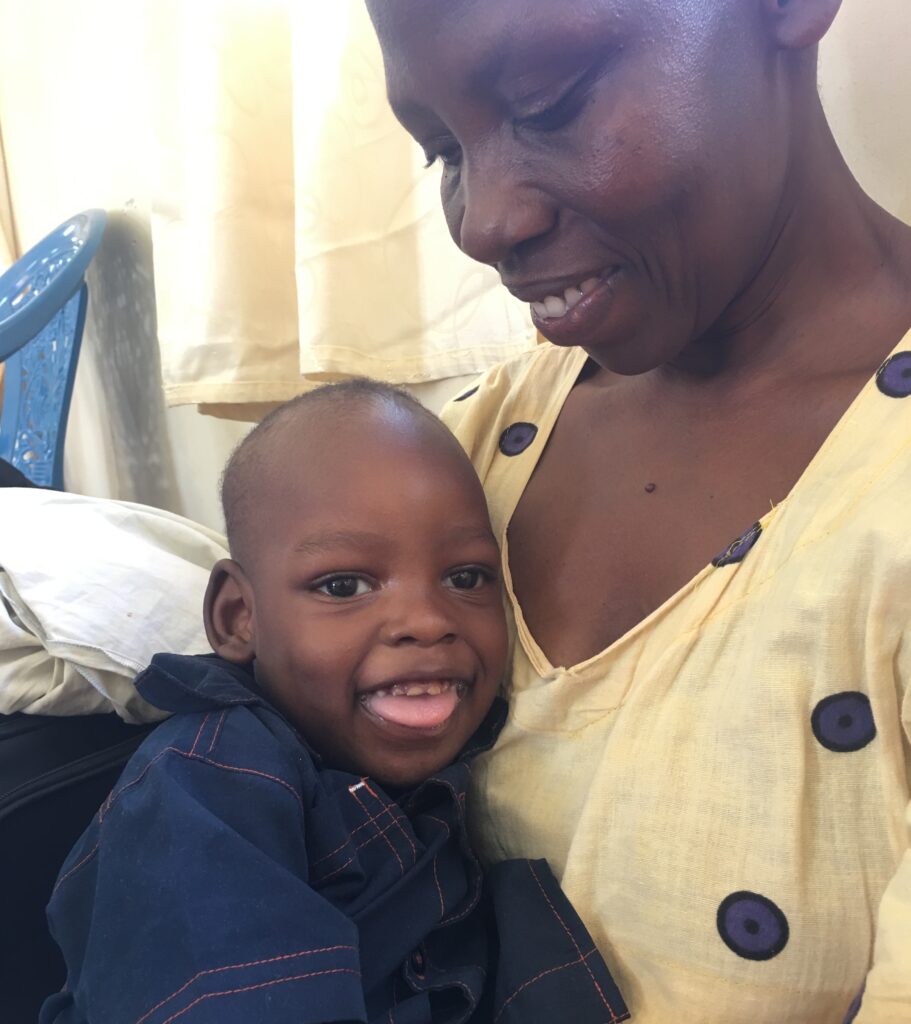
[207,376,505,787]
[220,379,465,565]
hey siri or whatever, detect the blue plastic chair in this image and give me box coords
[0,210,106,489]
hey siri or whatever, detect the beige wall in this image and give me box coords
[820,0,911,224]
[0,0,907,529]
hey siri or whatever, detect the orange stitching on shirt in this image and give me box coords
[56,744,305,895]
[494,953,597,1021]
[100,746,304,824]
[207,710,227,754]
[134,946,357,1024]
[364,781,418,861]
[431,854,445,918]
[350,787,405,875]
[311,792,411,869]
[315,806,427,882]
[51,842,100,896]
[313,814,421,883]
[424,814,481,926]
[100,747,179,822]
[527,860,618,1021]
[154,968,361,1024]
[188,713,210,756]
[184,753,305,812]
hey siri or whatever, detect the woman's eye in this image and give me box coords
[445,568,491,590]
[514,59,609,135]
[515,87,588,134]
[423,138,463,170]
[315,576,371,599]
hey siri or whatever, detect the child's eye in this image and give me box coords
[445,568,492,591]
[314,576,371,599]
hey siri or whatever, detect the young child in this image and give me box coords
[42,381,629,1024]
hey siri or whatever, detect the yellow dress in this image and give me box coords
[441,335,911,1024]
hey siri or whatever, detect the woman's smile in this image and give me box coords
[509,266,624,344]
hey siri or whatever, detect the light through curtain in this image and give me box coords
[0,0,908,435]
[149,0,535,409]
[0,125,17,270]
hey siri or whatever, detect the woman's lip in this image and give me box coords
[506,267,617,304]
[529,268,622,345]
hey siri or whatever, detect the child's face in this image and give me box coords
[241,413,507,788]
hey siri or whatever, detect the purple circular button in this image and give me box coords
[811,691,876,753]
[876,351,911,398]
[717,891,789,961]
[499,422,538,457]
[712,521,763,568]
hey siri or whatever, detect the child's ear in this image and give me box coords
[204,559,256,664]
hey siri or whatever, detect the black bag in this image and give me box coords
[0,711,157,1022]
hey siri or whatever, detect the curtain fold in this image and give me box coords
[1,0,909,424]
[149,0,303,407]
[150,0,534,408]
[0,123,18,271]
[288,0,534,386]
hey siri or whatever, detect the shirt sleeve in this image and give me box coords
[42,726,366,1024]
[853,809,911,1022]
[854,679,911,1023]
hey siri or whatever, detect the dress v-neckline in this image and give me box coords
[501,328,911,679]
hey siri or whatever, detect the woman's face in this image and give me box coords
[369,0,793,375]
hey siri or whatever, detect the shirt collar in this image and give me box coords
[137,653,507,774]
[136,653,262,713]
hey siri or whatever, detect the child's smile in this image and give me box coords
[358,675,471,733]
[207,395,508,787]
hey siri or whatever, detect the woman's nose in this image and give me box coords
[451,155,555,268]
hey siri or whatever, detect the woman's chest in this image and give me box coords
[471,521,911,1023]
[472,685,905,1023]
[506,376,863,668]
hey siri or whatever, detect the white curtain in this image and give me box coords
[148,0,535,408]
[0,126,16,269]
[0,0,907,524]
[0,0,534,417]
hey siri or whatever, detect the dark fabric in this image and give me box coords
[42,654,628,1024]
[0,712,156,1024]
[487,860,629,1023]
[0,458,39,487]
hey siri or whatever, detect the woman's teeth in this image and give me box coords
[531,276,602,321]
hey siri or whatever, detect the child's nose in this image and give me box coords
[384,586,458,647]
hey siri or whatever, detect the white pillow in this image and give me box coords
[0,489,228,722]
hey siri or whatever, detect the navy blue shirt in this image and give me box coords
[42,655,629,1024]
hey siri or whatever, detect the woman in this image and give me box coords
[366,0,911,1021]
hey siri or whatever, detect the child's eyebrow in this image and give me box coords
[445,525,499,548]
[292,530,389,555]
[291,525,497,557]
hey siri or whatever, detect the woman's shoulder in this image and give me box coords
[441,342,585,469]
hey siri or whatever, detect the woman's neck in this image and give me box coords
[666,98,911,385]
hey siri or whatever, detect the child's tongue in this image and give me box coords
[362,682,461,729]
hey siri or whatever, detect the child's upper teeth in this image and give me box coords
[387,680,452,697]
